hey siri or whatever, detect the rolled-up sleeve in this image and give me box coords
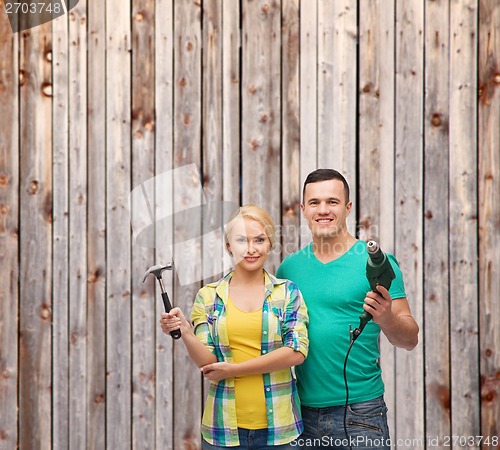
[190,291,216,354]
[282,282,309,358]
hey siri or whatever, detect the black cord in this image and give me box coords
[343,331,355,450]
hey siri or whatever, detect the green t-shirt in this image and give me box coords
[276,240,406,407]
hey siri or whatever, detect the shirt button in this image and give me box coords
[263,331,267,335]
[269,409,273,413]
[266,388,270,392]
[262,350,267,354]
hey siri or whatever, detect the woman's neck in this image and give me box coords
[231,267,265,286]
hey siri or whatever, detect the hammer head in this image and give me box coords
[142,263,173,283]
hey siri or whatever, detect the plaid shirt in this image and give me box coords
[191,270,309,447]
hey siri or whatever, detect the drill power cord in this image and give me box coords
[343,329,355,450]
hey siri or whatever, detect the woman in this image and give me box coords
[160,204,309,450]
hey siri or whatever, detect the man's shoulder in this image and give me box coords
[276,244,311,280]
[281,244,311,264]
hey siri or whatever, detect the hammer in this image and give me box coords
[143,263,181,340]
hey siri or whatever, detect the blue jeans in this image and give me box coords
[202,428,297,450]
[298,396,390,449]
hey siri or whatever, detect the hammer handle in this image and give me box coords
[161,292,181,340]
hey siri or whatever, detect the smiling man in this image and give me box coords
[276,169,419,450]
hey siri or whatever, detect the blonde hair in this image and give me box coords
[224,204,276,249]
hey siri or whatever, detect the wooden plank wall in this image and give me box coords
[0,1,499,449]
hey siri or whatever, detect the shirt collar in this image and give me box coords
[214,269,285,301]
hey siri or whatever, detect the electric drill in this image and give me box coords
[352,240,396,341]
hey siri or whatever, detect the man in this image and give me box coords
[276,169,419,449]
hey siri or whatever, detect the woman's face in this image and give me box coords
[226,218,272,272]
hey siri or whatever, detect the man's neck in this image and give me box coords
[311,233,357,263]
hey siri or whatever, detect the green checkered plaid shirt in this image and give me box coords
[191,270,309,447]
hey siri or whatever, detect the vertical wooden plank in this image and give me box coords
[0,8,19,450]
[281,0,300,258]
[478,0,500,440]
[317,0,334,169]
[317,0,357,234]
[394,0,424,446]
[449,0,480,443]
[106,0,132,445]
[68,2,88,448]
[222,0,241,206]
[357,0,397,436]
[87,0,107,447]
[203,0,224,283]
[131,0,156,448]
[201,2,224,419]
[423,0,451,444]
[299,0,317,245]
[155,0,174,448]
[241,0,281,270]
[358,0,396,247]
[330,0,357,207]
[52,9,69,450]
[173,1,202,448]
[19,19,53,450]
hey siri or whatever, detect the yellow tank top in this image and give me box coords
[226,296,267,429]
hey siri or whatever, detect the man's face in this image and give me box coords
[301,179,352,239]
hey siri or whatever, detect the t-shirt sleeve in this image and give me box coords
[275,258,287,280]
[388,254,407,300]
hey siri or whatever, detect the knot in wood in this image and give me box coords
[135,12,144,22]
[262,3,270,13]
[431,113,441,127]
[41,82,53,97]
[0,204,8,215]
[0,175,8,186]
[186,41,194,52]
[18,70,27,86]
[494,74,500,85]
[30,180,39,195]
[40,304,51,320]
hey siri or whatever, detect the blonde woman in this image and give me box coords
[160,205,309,450]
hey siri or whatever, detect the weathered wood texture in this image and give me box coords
[131,0,156,449]
[424,0,452,445]
[358,0,397,436]
[105,0,132,447]
[394,2,425,448]
[449,0,481,444]
[87,0,107,448]
[173,1,203,448]
[0,8,19,450]
[241,0,282,270]
[479,0,500,442]
[154,0,175,448]
[0,1,499,449]
[18,16,53,450]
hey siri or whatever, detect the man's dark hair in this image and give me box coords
[302,169,350,203]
